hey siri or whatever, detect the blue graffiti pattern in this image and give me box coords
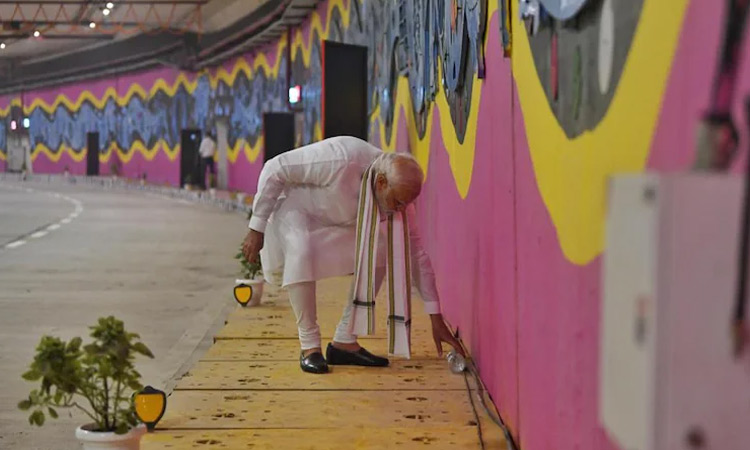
[0,0,488,159]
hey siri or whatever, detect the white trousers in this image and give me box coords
[287,271,385,350]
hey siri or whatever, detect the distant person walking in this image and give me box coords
[199,131,217,189]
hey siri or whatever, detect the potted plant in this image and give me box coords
[234,210,263,307]
[234,245,264,307]
[18,316,154,450]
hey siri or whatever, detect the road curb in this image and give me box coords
[0,173,253,215]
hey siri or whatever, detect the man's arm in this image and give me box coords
[249,143,347,233]
[406,205,465,357]
[406,205,440,313]
[242,143,348,262]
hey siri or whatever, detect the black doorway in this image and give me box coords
[263,113,295,163]
[322,40,368,140]
[180,129,202,187]
[86,132,100,176]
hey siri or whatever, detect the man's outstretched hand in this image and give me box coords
[430,314,465,358]
[242,229,264,263]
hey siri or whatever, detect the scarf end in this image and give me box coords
[349,304,377,336]
[387,322,411,359]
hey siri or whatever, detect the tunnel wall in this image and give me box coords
[1,1,746,448]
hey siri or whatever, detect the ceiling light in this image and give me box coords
[89,22,96,28]
[106,2,114,9]
[0,43,5,49]
[33,30,40,37]
[103,8,110,16]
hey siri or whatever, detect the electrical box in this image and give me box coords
[601,174,750,450]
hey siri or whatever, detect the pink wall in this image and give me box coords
[409,19,521,431]
[228,144,264,194]
[410,1,746,449]
[0,93,15,172]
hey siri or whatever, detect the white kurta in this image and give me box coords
[249,136,440,314]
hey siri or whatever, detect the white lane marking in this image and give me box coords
[0,186,84,251]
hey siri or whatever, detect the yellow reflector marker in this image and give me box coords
[134,385,166,431]
[234,284,253,307]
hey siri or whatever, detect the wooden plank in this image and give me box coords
[229,294,431,321]
[229,276,434,334]
[203,337,443,361]
[175,360,467,391]
[158,390,477,429]
[142,275,502,450]
[141,427,507,449]
[225,299,433,329]
[215,319,436,339]
[218,297,435,340]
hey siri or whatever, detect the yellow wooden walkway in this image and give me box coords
[141,276,506,449]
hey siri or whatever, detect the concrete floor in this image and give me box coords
[0,181,247,449]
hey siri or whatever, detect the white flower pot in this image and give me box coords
[235,278,264,306]
[75,424,146,450]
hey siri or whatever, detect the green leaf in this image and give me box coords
[132,342,154,358]
[21,369,41,381]
[18,400,32,411]
[67,337,82,351]
[48,408,58,419]
[30,410,45,426]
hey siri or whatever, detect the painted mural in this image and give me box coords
[525,0,645,138]
[0,55,290,188]
[0,0,489,171]
[1,1,747,449]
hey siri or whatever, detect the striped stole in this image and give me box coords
[349,161,413,358]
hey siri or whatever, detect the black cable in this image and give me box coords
[464,370,486,450]
[466,358,519,450]
[733,96,750,356]
[711,0,750,113]
[452,327,517,449]
[697,0,750,170]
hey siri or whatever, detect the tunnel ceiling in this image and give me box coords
[0,0,318,94]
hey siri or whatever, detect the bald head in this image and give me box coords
[372,153,424,213]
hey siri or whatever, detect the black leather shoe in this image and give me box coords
[326,343,389,367]
[300,351,329,374]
